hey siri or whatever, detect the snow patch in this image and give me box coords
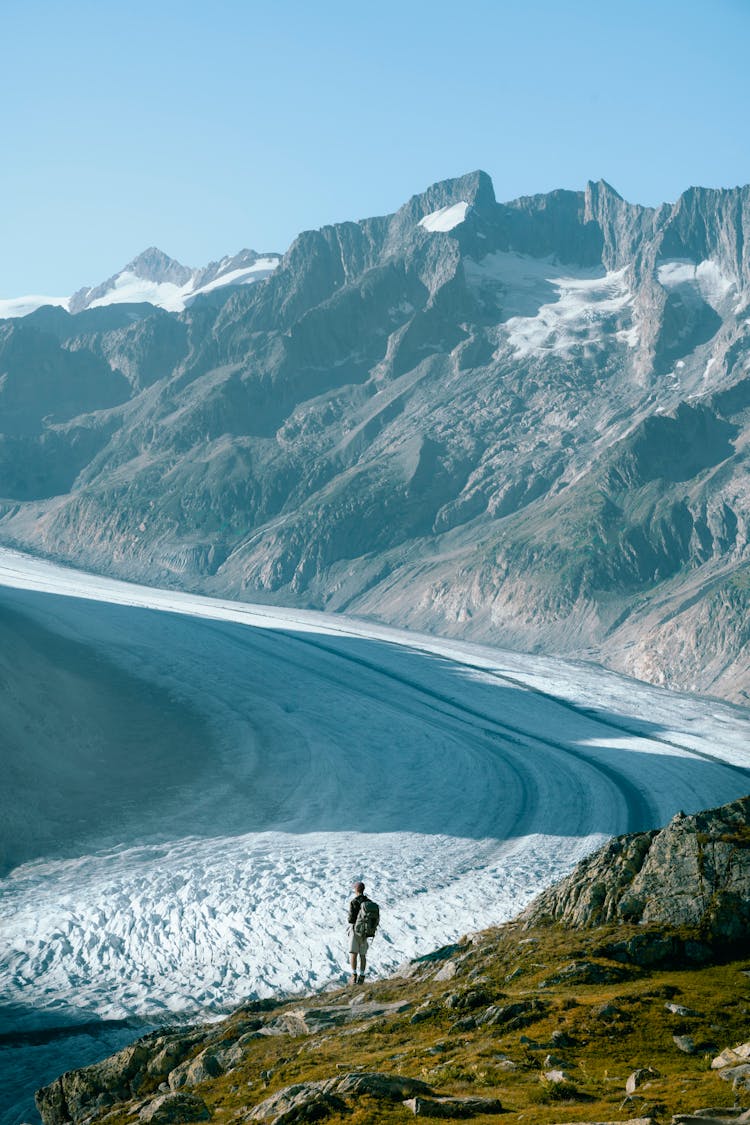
[466,252,635,356]
[419,201,469,232]
[0,256,280,321]
[0,294,69,319]
[657,257,735,309]
[88,257,279,313]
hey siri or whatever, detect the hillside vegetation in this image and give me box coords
[36,798,750,1125]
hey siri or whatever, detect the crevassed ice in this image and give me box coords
[419,201,469,232]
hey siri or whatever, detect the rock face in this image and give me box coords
[2,172,750,700]
[521,794,750,946]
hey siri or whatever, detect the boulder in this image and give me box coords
[326,1073,435,1100]
[672,1113,750,1124]
[718,1063,750,1091]
[665,1003,701,1017]
[403,1095,504,1117]
[168,1048,225,1090]
[445,988,494,1011]
[248,1083,334,1122]
[543,1069,575,1084]
[541,960,634,986]
[139,1093,211,1123]
[549,1120,653,1125]
[477,998,548,1028]
[626,1067,660,1094]
[264,1000,410,1036]
[521,796,750,948]
[712,1043,750,1069]
[36,1038,153,1124]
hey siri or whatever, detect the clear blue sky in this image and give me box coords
[2,0,749,295]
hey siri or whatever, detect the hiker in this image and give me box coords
[348,880,379,984]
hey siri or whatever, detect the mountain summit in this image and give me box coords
[0,247,281,319]
[1,171,749,700]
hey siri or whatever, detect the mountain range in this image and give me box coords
[0,247,280,318]
[1,169,749,701]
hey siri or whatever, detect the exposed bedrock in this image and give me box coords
[2,172,750,700]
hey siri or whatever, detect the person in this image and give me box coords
[348,880,370,984]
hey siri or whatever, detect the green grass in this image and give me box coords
[88,921,750,1125]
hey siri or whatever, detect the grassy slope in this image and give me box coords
[90,922,750,1125]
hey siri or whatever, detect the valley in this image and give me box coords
[1,551,749,1121]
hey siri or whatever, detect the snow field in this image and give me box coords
[464,252,636,356]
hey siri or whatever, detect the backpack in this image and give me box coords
[354,897,380,938]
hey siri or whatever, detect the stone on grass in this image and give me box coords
[168,1048,224,1090]
[327,1072,434,1100]
[718,1063,750,1090]
[403,1095,503,1118]
[248,1083,346,1123]
[625,1067,660,1093]
[139,1093,211,1123]
[665,1002,701,1017]
[543,1069,575,1084]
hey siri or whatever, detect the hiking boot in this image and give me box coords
[349,974,357,985]
[357,974,365,984]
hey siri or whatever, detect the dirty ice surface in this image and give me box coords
[1,548,749,1120]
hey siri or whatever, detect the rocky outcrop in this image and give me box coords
[521,794,750,947]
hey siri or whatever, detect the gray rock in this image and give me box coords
[4,174,750,705]
[403,1094,504,1117]
[35,1037,154,1124]
[264,999,410,1036]
[326,1072,434,1100]
[673,1035,698,1054]
[543,1069,575,1084]
[547,1120,653,1125]
[477,998,548,1028]
[541,960,634,986]
[522,796,750,947]
[248,1083,345,1123]
[718,1063,750,1091]
[666,1003,701,1016]
[625,1067,660,1094]
[445,987,494,1011]
[139,1093,211,1123]
[433,962,458,982]
[168,1048,225,1090]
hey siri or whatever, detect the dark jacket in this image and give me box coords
[348,893,369,926]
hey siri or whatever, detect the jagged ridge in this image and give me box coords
[1,171,750,700]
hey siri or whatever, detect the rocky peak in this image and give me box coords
[521,793,750,948]
[658,184,750,288]
[123,247,193,286]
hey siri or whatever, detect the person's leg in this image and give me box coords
[358,947,367,982]
[349,952,357,983]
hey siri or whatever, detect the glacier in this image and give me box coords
[1,548,749,1120]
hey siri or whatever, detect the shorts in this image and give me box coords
[349,930,369,956]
